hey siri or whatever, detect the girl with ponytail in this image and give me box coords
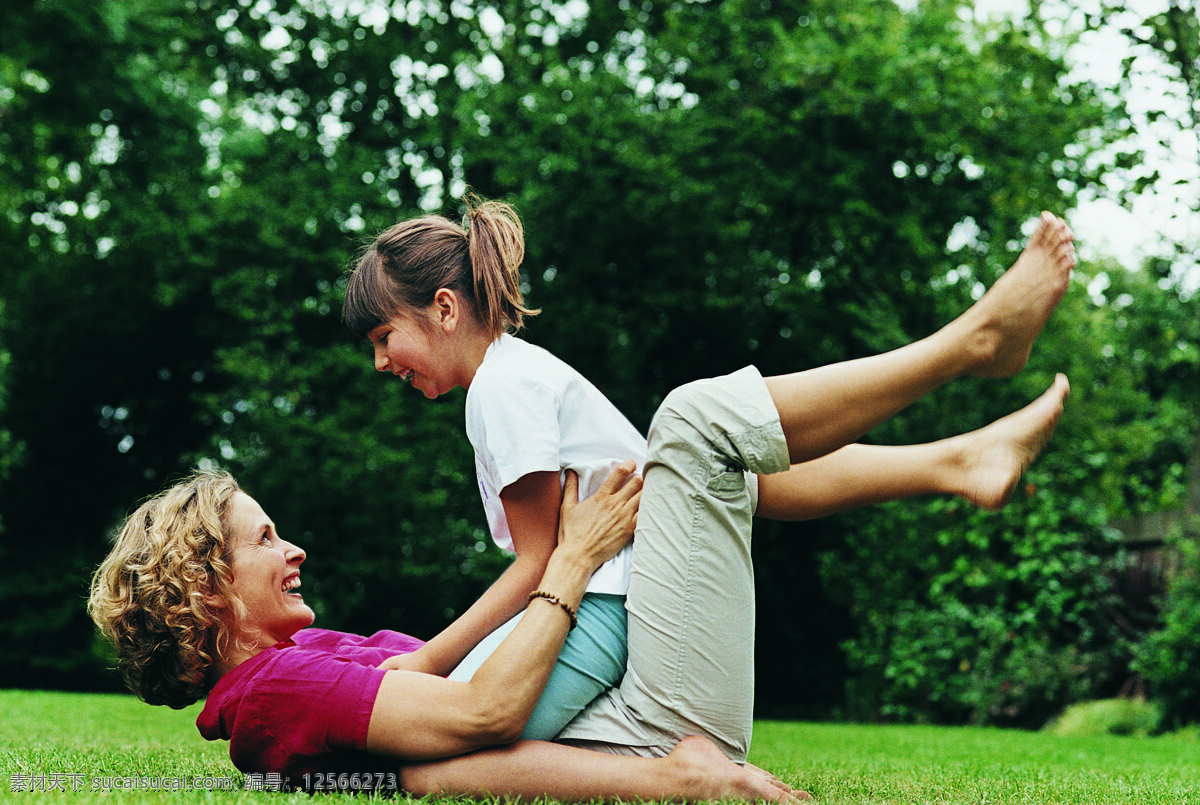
[343,194,646,740]
[343,197,1078,748]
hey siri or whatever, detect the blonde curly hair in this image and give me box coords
[88,470,248,709]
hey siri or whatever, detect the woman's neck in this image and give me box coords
[207,629,284,685]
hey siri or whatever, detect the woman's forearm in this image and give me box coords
[417,554,548,676]
[458,464,641,738]
[365,466,641,761]
[421,470,564,676]
[367,551,594,758]
[462,547,594,732]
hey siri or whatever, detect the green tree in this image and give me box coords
[0,0,231,687]
[1134,527,1200,729]
[0,308,22,536]
[1085,0,1200,726]
[7,0,1193,729]
[823,258,1200,725]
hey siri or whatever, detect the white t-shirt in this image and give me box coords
[465,334,646,595]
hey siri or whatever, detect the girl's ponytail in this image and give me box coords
[344,194,539,341]
[465,196,540,337]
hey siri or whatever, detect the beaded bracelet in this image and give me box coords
[528,590,578,630]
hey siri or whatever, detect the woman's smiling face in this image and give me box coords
[223,492,314,649]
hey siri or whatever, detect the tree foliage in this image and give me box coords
[1134,526,1200,729]
[2,0,1196,725]
[1080,0,1200,284]
[1081,0,1200,727]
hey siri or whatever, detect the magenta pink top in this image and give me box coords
[197,628,424,788]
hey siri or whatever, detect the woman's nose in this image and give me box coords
[285,542,306,564]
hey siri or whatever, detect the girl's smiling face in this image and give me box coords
[223,492,314,650]
[367,290,485,398]
[368,312,456,399]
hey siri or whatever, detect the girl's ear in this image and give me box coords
[432,288,461,333]
[205,593,226,609]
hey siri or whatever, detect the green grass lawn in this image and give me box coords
[2,690,1197,803]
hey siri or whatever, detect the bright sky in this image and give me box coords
[977,0,1198,288]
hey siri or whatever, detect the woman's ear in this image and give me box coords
[205,592,227,609]
[432,288,461,333]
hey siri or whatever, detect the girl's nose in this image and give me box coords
[373,343,389,372]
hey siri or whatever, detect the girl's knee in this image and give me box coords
[655,379,719,433]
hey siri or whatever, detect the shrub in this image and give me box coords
[827,468,1129,726]
[1134,525,1200,729]
[1044,698,1161,737]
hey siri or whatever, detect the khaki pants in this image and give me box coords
[558,366,789,762]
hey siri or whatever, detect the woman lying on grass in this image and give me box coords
[88,213,1075,800]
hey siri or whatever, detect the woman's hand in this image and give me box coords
[556,461,641,571]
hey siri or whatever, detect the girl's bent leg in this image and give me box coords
[558,367,789,761]
[756,373,1070,520]
[521,593,627,740]
[765,212,1075,463]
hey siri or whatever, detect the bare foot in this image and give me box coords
[745,761,807,797]
[953,373,1070,510]
[952,212,1076,378]
[667,736,813,802]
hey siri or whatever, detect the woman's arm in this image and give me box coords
[396,471,563,676]
[365,465,640,761]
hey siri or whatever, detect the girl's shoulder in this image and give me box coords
[475,335,580,391]
[488,334,566,368]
